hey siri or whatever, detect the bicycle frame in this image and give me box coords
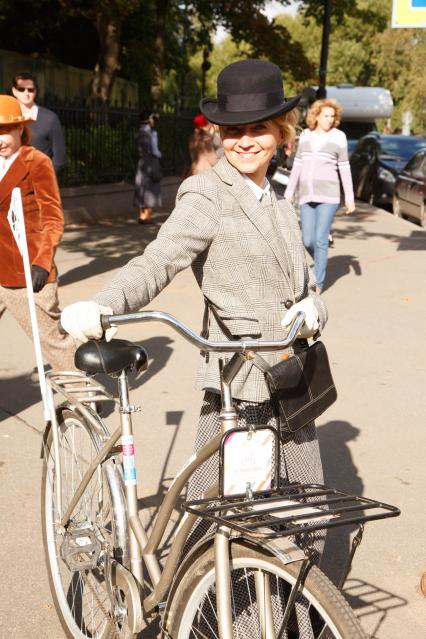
[44,310,306,633]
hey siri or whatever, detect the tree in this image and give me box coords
[371,27,426,132]
[58,0,140,105]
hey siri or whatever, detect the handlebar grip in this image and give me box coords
[100,315,112,331]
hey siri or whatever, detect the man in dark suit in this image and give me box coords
[12,71,66,175]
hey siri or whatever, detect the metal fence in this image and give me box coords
[47,103,194,188]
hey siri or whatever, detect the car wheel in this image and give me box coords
[363,179,375,205]
[420,201,426,229]
[392,193,402,218]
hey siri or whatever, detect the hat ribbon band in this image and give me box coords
[0,115,26,123]
[218,90,285,113]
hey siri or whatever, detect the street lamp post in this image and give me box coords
[201,48,211,98]
[317,0,332,99]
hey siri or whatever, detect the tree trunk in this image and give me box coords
[151,0,170,111]
[88,12,122,106]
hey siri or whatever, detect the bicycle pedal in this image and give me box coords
[60,525,102,572]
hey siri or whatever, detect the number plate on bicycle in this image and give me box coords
[219,426,279,498]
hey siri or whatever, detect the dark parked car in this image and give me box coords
[339,121,377,156]
[350,133,426,207]
[393,149,426,228]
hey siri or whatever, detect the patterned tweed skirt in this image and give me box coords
[187,391,324,501]
[184,392,326,638]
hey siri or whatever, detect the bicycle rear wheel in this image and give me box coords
[41,407,131,639]
[165,542,366,639]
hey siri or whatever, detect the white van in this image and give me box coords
[325,84,393,121]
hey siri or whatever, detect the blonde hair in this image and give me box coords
[306,99,342,130]
[271,108,299,145]
[218,108,299,146]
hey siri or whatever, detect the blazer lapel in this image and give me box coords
[213,158,293,286]
[0,149,30,207]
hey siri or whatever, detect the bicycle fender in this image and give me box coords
[254,535,305,565]
[170,530,304,593]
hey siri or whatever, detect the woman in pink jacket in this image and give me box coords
[285,99,355,293]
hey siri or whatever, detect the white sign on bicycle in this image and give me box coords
[7,187,51,421]
[223,428,273,496]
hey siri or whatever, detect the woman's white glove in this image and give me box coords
[281,297,320,339]
[60,301,117,343]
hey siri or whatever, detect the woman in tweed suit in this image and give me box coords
[62,60,328,533]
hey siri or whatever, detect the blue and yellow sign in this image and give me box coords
[392,0,426,27]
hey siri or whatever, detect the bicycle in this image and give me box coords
[41,310,400,639]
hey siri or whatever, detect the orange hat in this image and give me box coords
[0,95,33,126]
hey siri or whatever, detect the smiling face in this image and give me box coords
[220,120,283,186]
[315,107,336,133]
[0,125,23,157]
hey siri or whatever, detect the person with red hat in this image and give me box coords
[0,95,75,372]
[187,113,221,175]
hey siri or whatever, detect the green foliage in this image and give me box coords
[61,113,193,186]
[271,0,426,132]
[63,123,137,186]
[371,28,426,132]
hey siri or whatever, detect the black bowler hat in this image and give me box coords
[200,59,300,126]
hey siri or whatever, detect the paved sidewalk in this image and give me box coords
[0,204,425,638]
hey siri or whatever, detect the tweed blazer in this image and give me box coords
[0,145,64,287]
[94,157,328,401]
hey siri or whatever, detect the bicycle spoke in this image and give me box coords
[195,597,219,638]
[45,412,117,639]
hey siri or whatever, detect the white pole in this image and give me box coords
[7,188,51,421]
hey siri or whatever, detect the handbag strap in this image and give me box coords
[252,353,272,373]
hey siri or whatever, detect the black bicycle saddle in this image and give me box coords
[75,339,148,376]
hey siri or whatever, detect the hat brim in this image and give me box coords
[200,95,300,126]
[0,117,33,126]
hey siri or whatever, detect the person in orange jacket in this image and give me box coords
[0,95,75,371]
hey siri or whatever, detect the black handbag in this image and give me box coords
[255,341,337,434]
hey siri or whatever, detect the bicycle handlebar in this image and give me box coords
[100,310,306,353]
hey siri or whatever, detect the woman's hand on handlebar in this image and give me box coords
[281,297,319,338]
[60,301,117,343]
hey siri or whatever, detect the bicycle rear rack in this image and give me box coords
[46,370,116,407]
[182,483,400,540]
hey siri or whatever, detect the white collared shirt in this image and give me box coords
[27,104,39,121]
[0,150,19,181]
[243,174,271,201]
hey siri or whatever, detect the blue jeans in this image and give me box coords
[300,202,339,290]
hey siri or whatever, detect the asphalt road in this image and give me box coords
[0,203,425,638]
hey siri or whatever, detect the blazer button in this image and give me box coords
[284,300,293,309]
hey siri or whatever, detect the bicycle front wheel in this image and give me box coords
[165,542,366,639]
[42,407,130,639]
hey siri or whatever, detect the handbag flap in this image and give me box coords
[266,341,330,392]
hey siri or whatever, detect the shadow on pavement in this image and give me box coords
[59,212,169,286]
[0,373,42,422]
[324,254,362,292]
[95,336,175,417]
[343,577,407,638]
[137,408,186,558]
[317,420,407,635]
[333,213,426,251]
[317,420,364,586]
